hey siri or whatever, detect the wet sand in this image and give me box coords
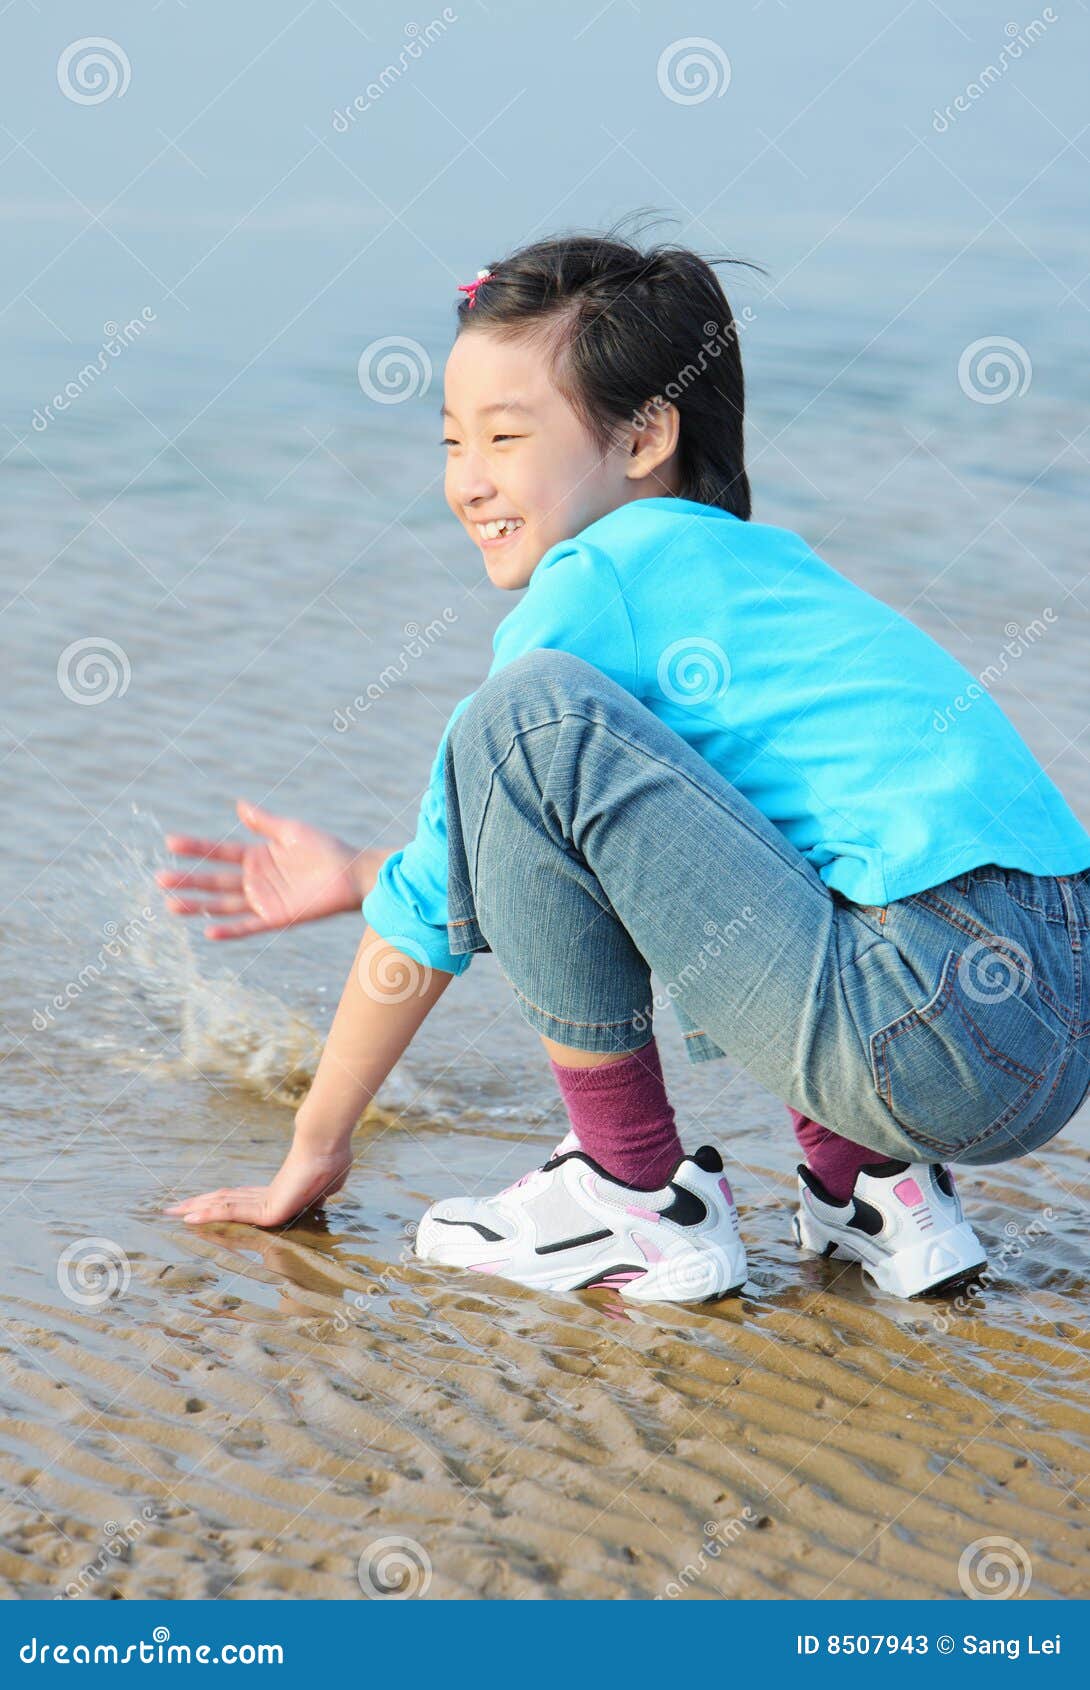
[2,1014,1087,1599]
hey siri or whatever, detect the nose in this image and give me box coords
[450,449,497,514]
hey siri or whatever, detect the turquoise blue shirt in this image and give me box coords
[362,496,1090,981]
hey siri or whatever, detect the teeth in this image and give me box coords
[477,517,524,539]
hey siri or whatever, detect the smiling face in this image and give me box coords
[442,323,680,589]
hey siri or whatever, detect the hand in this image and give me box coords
[163,1138,354,1228]
[155,799,372,940]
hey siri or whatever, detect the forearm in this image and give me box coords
[294,925,455,1150]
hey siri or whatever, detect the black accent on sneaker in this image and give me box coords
[933,1165,955,1198]
[433,1217,505,1242]
[847,1196,886,1237]
[571,1262,646,1291]
[658,1184,708,1227]
[539,1147,681,1194]
[535,1227,613,1256]
[797,1163,850,1209]
[692,1144,724,1173]
[858,1158,912,1178]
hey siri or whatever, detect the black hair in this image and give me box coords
[453,212,756,520]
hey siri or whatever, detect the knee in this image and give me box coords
[458,648,603,736]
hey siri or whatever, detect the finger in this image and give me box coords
[237,798,296,845]
[155,868,244,893]
[163,894,252,916]
[163,833,246,865]
[203,915,277,941]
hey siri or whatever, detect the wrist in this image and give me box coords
[293,1097,357,1155]
[350,845,398,905]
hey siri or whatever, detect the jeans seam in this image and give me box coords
[509,982,644,1033]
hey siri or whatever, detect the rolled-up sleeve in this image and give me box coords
[361,539,637,975]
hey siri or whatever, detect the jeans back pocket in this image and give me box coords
[869,943,1061,1161]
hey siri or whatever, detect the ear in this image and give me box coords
[625,396,681,482]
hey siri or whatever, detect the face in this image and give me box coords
[442,325,676,589]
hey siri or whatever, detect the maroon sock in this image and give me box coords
[788,1106,881,1202]
[548,1039,683,1190]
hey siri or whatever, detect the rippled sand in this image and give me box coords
[2,1066,1087,1600]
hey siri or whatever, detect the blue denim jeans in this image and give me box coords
[442,650,1090,1167]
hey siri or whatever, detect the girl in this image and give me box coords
[161,230,1090,1305]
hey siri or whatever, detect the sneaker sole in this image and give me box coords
[793,1208,987,1299]
[416,1220,748,1306]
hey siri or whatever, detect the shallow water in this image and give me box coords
[3,7,1090,1597]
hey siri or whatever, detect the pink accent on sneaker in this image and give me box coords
[588,1269,646,1289]
[632,1231,666,1264]
[718,1175,733,1205]
[625,1203,662,1222]
[893,1177,925,1207]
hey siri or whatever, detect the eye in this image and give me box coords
[492,434,523,443]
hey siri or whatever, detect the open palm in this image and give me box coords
[156,799,366,940]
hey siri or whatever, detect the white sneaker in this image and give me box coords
[792,1158,987,1298]
[414,1138,748,1304]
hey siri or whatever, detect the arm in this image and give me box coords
[164,926,455,1227]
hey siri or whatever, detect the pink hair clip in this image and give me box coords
[458,268,493,309]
